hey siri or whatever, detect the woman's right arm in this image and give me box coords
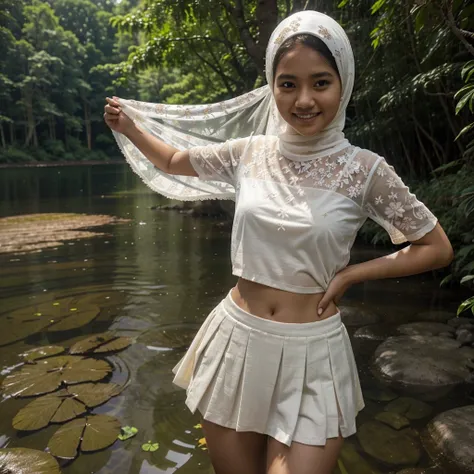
[103,97,197,177]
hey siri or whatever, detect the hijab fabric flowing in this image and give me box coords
[113,11,355,200]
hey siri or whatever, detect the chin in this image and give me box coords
[290,123,324,136]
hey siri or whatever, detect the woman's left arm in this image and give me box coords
[317,223,453,315]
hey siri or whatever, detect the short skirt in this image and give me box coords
[172,290,365,447]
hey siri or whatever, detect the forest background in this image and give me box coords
[0,0,473,290]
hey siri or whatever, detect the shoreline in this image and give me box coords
[0,160,123,169]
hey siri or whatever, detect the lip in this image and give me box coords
[292,112,321,123]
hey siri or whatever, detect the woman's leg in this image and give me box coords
[202,419,268,474]
[266,435,344,474]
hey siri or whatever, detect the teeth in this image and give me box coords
[295,113,318,119]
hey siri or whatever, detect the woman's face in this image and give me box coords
[273,43,342,136]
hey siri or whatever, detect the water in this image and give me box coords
[0,164,469,473]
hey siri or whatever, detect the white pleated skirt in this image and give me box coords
[172,290,365,447]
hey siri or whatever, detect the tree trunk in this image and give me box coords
[24,88,37,148]
[84,100,91,150]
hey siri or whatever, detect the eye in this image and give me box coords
[315,79,330,88]
[279,81,295,89]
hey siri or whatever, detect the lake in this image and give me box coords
[0,164,468,473]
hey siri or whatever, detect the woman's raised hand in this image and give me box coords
[103,97,136,136]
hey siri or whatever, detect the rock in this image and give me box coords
[372,335,473,400]
[354,323,397,341]
[448,317,473,328]
[396,468,443,474]
[397,322,454,337]
[338,442,381,474]
[438,332,453,338]
[357,421,421,467]
[456,328,474,344]
[467,372,474,384]
[414,310,453,323]
[363,387,399,402]
[423,405,474,473]
[459,323,474,331]
[340,306,380,327]
[385,397,432,420]
[375,411,410,430]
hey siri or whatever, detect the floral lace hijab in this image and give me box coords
[112,11,355,201]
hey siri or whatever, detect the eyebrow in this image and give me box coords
[276,72,333,81]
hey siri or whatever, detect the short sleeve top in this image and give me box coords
[189,135,438,293]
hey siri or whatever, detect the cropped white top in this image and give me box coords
[189,135,438,294]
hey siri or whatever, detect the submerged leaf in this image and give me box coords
[48,415,121,459]
[2,356,112,397]
[13,383,121,431]
[69,332,132,355]
[118,426,138,441]
[21,346,65,362]
[0,448,61,474]
[0,298,100,346]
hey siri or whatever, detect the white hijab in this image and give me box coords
[113,11,355,200]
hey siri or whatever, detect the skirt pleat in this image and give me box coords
[172,290,365,447]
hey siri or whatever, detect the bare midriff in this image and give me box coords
[230,278,340,324]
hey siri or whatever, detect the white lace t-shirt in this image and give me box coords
[189,135,438,294]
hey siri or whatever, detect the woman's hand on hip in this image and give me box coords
[103,96,136,136]
[317,271,353,316]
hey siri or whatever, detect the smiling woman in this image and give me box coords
[273,42,342,135]
[104,10,453,474]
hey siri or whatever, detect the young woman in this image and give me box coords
[104,11,453,474]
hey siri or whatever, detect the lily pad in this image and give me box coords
[78,291,126,308]
[2,356,112,397]
[13,383,122,431]
[0,298,100,346]
[69,332,132,355]
[0,448,61,474]
[118,426,138,441]
[142,441,159,452]
[21,346,65,362]
[48,414,121,459]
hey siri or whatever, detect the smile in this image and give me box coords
[293,112,321,121]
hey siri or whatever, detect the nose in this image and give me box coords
[295,87,316,109]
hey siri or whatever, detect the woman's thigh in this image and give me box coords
[266,435,344,474]
[202,419,267,474]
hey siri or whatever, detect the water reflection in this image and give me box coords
[0,164,467,473]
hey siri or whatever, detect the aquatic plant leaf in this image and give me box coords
[0,448,61,474]
[48,417,85,459]
[49,415,121,458]
[12,383,121,431]
[81,415,121,452]
[141,441,159,452]
[0,298,100,346]
[118,426,138,441]
[13,393,64,431]
[140,324,198,349]
[47,304,99,332]
[50,396,86,423]
[69,332,132,355]
[2,356,112,397]
[93,337,132,353]
[67,382,122,407]
[21,346,65,362]
[0,318,50,347]
[78,291,126,308]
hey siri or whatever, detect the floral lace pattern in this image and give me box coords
[362,153,437,244]
[190,135,437,244]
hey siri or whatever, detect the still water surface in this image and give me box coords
[0,164,468,473]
